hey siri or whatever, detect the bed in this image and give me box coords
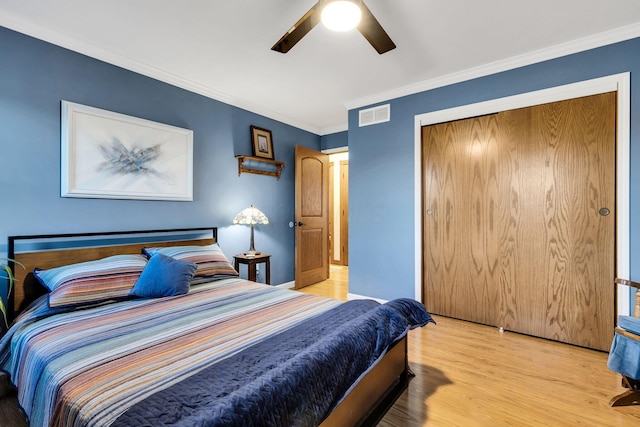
[1,227,433,427]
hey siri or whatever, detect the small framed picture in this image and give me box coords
[250,126,274,160]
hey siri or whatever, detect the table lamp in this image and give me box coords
[233,205,269,256]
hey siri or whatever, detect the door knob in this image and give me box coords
[599,207,610,216]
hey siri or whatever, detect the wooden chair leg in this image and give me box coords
[407,364,416,378]
[610,376,640,407]
[610,389,640,406]
[622,376,640,390]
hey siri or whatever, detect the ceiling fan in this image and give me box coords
[271,0,396,54]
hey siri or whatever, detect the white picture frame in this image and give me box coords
[61,101,194,201]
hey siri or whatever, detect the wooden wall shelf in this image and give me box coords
[235,155,285,180]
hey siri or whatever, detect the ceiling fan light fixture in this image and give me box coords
[321,0,362,32]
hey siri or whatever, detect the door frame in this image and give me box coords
[413,72,631,315]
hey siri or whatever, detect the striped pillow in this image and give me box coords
[34,254,148,307]
[142,243,238,278]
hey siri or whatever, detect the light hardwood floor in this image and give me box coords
[297,266,640,426]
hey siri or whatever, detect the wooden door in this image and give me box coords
[339,160,349,265]
[422,93,616,351]
[295,145,329,289]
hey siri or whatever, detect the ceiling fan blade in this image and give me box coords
[357,1,396,54]
[271,2,322,53]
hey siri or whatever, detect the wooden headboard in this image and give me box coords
[7,227,217,317]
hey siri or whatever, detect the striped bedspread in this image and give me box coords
[0,278,341,427]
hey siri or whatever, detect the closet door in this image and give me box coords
[422,92,615,351]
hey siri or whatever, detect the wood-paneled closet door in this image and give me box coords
[422,92,615,351]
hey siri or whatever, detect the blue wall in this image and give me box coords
[0,26,320,287]
[348,37,640,301]
[320,131,348,151]
[3,23,639,307]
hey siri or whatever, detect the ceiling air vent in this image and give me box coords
[359,104,390,127]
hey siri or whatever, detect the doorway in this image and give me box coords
[294,147,349,289]
[328,152,349,266]
[328,152,349,298]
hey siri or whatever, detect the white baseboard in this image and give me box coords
[347,292,388,304]
[275,281,295,289]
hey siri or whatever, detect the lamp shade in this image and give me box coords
[233,205,269,226]
[233,205,268,256]
[321,0,362,32]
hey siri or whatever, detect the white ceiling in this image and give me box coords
[2,0,640,135]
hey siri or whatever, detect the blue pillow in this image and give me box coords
[130,253,197,298]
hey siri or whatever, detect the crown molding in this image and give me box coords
[320,123,348,135]
[4,11,639,136]
[345,22,640,111]
[0,13,321,135]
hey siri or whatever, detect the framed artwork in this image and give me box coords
[61,101,193,201]
[250,125,274,160]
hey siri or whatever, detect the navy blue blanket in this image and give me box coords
[112,298,434,427]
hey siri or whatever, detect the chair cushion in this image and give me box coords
[619,315,640,336]
[609,332,640,380]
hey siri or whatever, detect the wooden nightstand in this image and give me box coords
[233,253,271,285]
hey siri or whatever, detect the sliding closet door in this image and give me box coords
[422,92,615,351]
